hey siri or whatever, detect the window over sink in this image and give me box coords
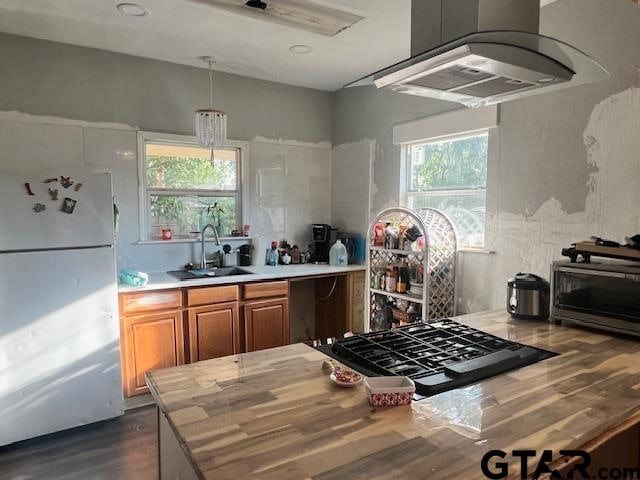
[138,132,246,241]
[404,132,488,248]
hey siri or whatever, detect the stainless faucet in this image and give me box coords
[200,224,221,269]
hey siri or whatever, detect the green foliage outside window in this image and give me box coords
[410,134,487,191]
[146,152,238,237]
[146,154,236,190]
[408,134,488,247]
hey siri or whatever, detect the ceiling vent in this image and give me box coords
[346,0,609,107]
[190,0,363,37]
[245,0,267,9]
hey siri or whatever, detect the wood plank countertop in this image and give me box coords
[145,310,640,479]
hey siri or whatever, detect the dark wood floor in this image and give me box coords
[0,406,157,480]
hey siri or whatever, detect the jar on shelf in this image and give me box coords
[372,269,384,289]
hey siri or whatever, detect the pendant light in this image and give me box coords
[195,57,227,155]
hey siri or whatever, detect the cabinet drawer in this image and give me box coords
[243,281,289,300]
[120,290,183,315]
[187,285,239,307]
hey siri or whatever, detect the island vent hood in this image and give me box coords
[346,0,609,107]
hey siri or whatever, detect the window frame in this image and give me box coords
[137,131,249,242]
[401,130,490,249]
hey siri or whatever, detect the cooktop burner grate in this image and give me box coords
[321,319,557,397]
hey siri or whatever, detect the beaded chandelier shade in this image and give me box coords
[195,57,227,151]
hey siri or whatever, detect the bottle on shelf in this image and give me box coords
[397,262,409,294]
[383,225,400,249]
[399,224,408,250]
[385,267,397,292]
[417,264,425,284]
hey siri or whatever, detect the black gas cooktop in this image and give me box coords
[318,319,557,397]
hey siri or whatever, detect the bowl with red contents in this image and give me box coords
[364,376,415,407]
[329,368,363,387]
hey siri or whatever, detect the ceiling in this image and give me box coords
[0,0,411,91]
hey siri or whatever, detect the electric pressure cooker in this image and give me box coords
[507,273,550,320]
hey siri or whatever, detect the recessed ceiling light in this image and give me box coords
[289,45,313,54]
[116,3,148,17]
[538,77,555,83]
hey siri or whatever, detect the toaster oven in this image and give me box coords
[551,261,640,336]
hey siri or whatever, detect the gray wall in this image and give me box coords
[331,0,640,314]
[0,32,332,143]
[471,0,640,312]
[498,0,640,217]
[0,33,333,273]
[2,0,640,312]
[332,87,454,217]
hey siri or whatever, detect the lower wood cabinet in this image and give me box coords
[188,302,240,362]
[121,310,185,397]
[120,281,291,397]
[244,297,290,352]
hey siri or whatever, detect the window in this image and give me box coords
[405,132,488,248]
[138,132,245,240]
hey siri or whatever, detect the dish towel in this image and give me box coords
[119,269,149,287]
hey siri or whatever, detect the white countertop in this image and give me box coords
[118,264,366,293]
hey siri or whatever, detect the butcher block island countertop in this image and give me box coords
[145,310,640,480]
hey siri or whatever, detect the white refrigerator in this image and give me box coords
[0,170,124,446]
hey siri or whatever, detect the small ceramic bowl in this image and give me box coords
[364,376,415,406]
[323,359,363,387]
[330,370,363,388]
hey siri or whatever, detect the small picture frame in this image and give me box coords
[61,197,77,214]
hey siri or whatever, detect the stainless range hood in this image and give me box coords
[346,0,609,107]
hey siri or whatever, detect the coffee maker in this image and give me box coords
[312,224,336,264]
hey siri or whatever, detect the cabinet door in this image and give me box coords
[123,310,184,397]
[244,298,290,352]
[188,302,240,362]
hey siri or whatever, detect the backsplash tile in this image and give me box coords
[249,140,331,247]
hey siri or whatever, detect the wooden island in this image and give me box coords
[145,310,640,479]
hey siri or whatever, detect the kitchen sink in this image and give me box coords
[167,267,252,281]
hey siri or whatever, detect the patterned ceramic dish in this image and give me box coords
[364,376,415,407]
[324,359,363,387]
[329,370,363,387]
